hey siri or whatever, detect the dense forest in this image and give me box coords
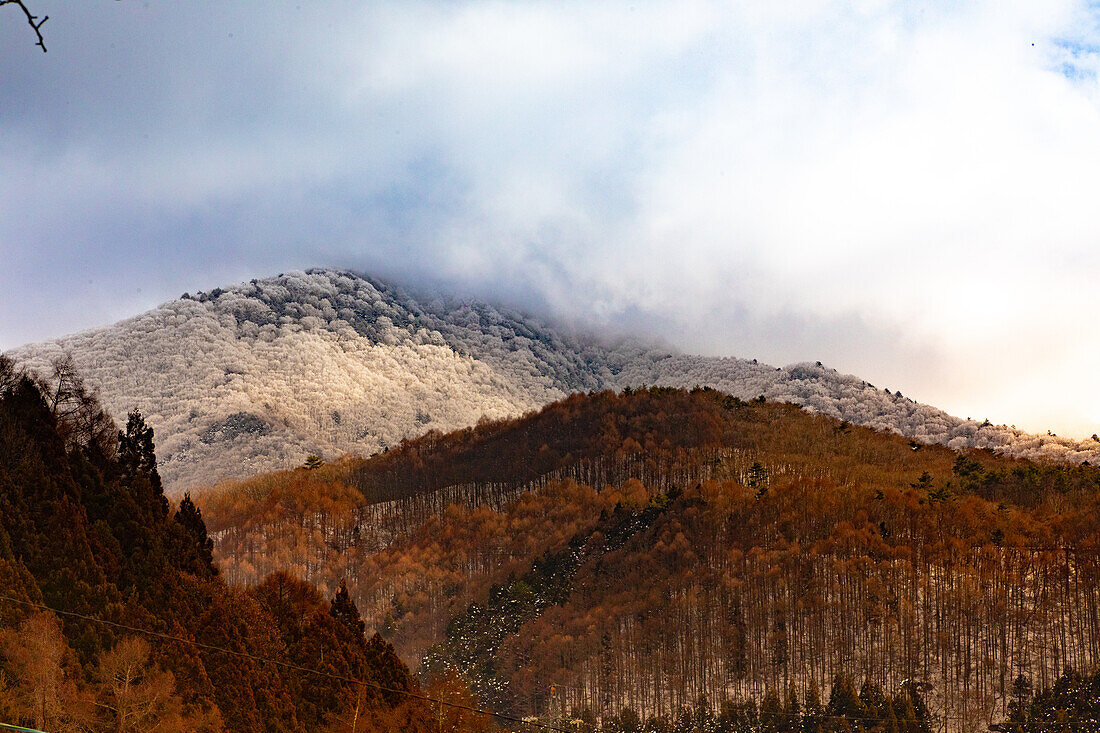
[0,354,475,732]
[201,387,1100,731]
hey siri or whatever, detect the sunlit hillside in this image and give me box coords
[199,387,1100,729]
[11,269,1100,490]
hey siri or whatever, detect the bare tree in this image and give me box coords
[0,612,93,731]
[0,353,20,393]
[36,354,118,454]
[95,636,217,732]
[0,0,48,51]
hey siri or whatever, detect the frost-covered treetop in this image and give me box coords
[10,269,1099,491]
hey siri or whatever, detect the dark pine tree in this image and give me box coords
[331,582,366,640]
[364,632,417,706]
[803,683,825,733]
[173,493,217,577]
[1006,674,1033,730]
[118,409,158,480]
[117,409,168,520]
[826,675,864,733]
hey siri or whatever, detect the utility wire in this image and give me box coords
[0,593,575,733]
[0,723,49,733]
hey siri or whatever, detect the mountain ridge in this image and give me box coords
[199,385,1100,728]
[10,268,1099,490]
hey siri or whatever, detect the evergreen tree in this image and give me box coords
[896,682,931,733]
[761,688,782,733]
[117,409,168,521]
[911,471,933,491]
[803,683,825,733]
[883,697,900,733]
[770,615,789,678]
[826,676,863,733]
[749,462,769,498]
[330,582,366,640]
[172,493,217,577]
[118,409,159,482]
[693,695,718,732]
[1006,674,1033,731]
[727,599,748,681]
[364,632,417,707]
[1025,668,1095,733]
[0,364,446,732]
[858,681,888,724]
[782,683,801,733]
[616,706,643,733]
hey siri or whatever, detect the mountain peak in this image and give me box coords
[10,269,1100,490]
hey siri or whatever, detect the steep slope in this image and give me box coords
[11,269,1100,490]
[0,356,442,733]
[199,388,1100,729]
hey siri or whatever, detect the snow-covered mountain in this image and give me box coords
[10,269,1099,490]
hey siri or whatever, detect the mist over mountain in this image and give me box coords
[10,269,1099,490]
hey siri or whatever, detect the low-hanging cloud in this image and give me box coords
[1,0,1099,437]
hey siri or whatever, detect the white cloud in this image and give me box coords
[2,0,1099,437]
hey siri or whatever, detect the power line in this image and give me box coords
[0,723,49,733]
[0,593,577,733]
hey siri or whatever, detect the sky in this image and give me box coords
[2,1,1099,439]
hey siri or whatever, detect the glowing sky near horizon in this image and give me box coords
[1,1,1099,438]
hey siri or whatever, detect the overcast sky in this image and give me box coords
[2,1,1099,438]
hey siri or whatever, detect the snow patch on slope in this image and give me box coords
[623,357,1100,465]
[12,270,600,489]
[11,269,1100,490]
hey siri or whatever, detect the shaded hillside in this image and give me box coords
[0,355,455,733]
[200,388,1100,730]
[12,269,1099,490]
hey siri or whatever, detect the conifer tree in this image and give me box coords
[331,582,366,640]
[858,681,888,722]
[884,698,900,733]
[173,493,217,577]
[826,675,863,733]
[897,682,931,733]
[118,409,159,482]
[761,688,782,733]
[803,683,825,733]
[749,462,769,498]
[1006,674,1033,733]
[118,409,168,520]
[782,683,801,733]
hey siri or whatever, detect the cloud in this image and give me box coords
[2,0,1099,436]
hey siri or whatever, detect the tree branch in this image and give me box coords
[1,0,48,52]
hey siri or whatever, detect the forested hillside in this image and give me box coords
[200,388,1100,731]
[12,269,1100,490]
[0,355,468,732]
